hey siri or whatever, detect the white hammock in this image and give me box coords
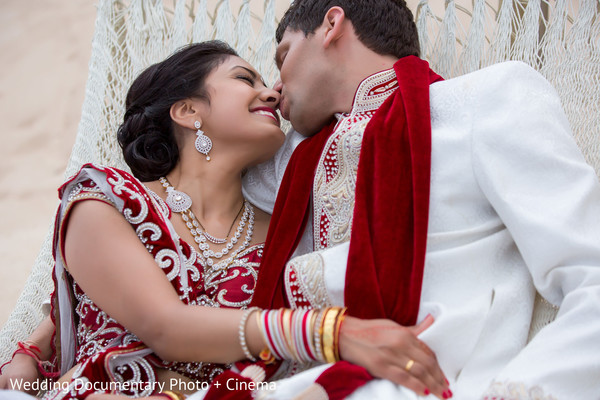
[1,0,598,367]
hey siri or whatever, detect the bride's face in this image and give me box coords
[198,56,285,166]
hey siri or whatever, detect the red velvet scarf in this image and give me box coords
[252,56,442,326]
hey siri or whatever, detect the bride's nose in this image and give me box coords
[260,86,280,105]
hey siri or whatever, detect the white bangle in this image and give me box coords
[313,309,327,363]
[239,306,260,361]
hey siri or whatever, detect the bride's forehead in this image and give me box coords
[210,56,264,81]
[217,55,254,71]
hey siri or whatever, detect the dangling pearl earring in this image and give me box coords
[194,120,212,161]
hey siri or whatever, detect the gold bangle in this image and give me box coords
[333,307,347,361]
[161,390,186,400]
[281,309,296,360]
[322,307,341,363]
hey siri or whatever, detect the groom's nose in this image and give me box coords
[273,79,283,93]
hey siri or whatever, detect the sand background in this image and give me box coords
[0,0,96,326]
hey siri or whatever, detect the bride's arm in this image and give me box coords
[63,199,261,364]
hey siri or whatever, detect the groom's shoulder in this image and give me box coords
[430,61,557,116]
[432,61,545,90]
[432,60,548,95]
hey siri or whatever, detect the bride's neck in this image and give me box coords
[165,159,244,223]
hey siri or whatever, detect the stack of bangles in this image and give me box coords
[0,341,55,378]
[238,307,347,364]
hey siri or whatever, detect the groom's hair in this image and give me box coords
[276,0,420,59]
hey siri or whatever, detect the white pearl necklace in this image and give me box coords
[159,177,255,271]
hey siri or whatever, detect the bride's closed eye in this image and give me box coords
[236,74,255,86]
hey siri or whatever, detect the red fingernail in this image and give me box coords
[445,377,449,385]
[424,388,430,395]
[442,390,450,399]
[448,389,453,398]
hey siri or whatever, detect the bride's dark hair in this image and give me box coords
[117,41,238,181]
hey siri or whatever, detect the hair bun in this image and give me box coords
[116,41,238,181]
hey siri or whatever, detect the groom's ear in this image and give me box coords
[322,6,346,49]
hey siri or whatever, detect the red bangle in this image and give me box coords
[301,310,315,360]
[263,310,283,360]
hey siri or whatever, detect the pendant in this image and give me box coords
[165,187,192,213]
[195,131,213,157]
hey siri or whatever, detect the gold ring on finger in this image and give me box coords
[405,359,415,372]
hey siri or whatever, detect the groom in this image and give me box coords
[238,0,600,398]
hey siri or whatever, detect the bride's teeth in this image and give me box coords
[255,110,273,118]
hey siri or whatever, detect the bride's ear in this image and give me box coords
[170,98,204,130]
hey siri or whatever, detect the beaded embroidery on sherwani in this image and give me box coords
[284,69,399,310]
[285,252,331,309]
[313,68,398,251]
[49,166,263,398]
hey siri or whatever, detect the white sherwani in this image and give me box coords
[239,61,600,399]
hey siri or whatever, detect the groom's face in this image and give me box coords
[275,28,334,137]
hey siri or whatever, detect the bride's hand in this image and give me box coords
[0,354,42,395]
[339,314,451,399]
